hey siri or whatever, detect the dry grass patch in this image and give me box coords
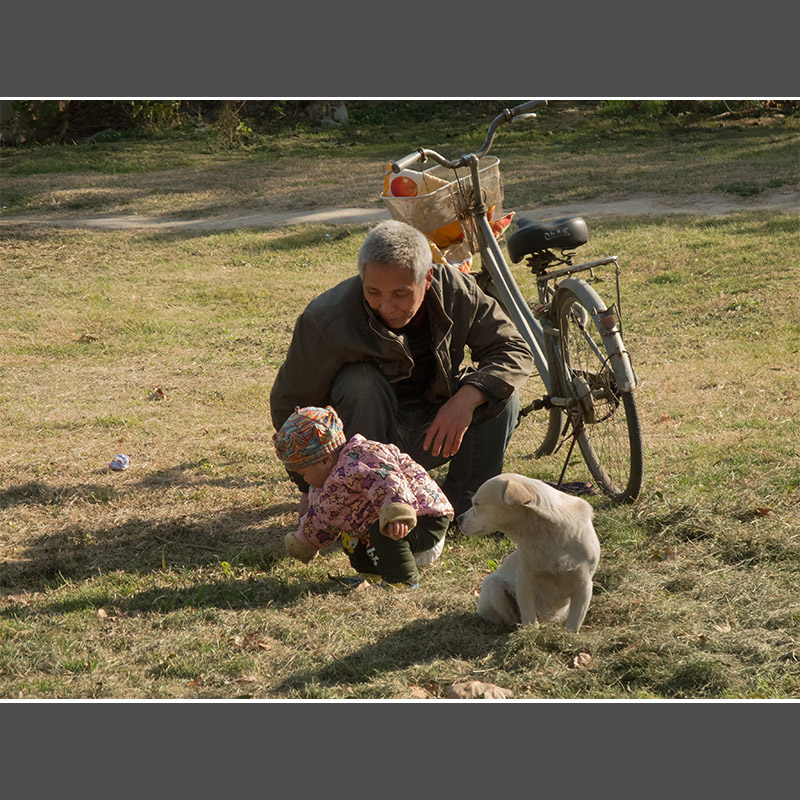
[3,103,797,222]
[1,181,798,699]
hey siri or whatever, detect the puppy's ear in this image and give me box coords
[503,480,534,507]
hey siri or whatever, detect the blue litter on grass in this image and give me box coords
[109,454,130,471]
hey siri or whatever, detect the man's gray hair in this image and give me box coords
[357,220,432,285]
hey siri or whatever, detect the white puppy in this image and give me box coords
[458,473,600,632]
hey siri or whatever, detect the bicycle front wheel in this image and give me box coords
[556,288,643,502]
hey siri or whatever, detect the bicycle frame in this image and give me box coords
[389,100,644,501]
[392,111,637,403]
[474,179,637,400]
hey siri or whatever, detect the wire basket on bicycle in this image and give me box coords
[381,156,503,255]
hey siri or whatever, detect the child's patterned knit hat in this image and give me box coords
[273,405,346,470]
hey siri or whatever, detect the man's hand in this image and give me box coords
[423,384,487,459]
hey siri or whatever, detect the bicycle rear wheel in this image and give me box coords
[555,288,643,502]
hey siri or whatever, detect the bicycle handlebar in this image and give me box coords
[391,99,547,173]
[392,149,427,172]
[509,99,546,116]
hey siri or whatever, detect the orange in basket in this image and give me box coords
[426,219,464,248]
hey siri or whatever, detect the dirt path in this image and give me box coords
[2,189,798,232]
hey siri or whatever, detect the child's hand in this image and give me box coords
[384,521,409,540]
[379,503,416,539]
[284,531,318,564]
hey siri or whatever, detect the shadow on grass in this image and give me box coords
[0,462,266,510]
[0,481,122,508]
[275,612,501,695]
[0,500,298,592]
[0,569,347,620]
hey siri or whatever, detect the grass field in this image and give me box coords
[1,101,798,699]
[3,101,797,219]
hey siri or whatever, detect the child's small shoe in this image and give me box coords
[340,573,381,586]
[380,580,419,591]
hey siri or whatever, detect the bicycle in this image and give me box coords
[382,100,643,502]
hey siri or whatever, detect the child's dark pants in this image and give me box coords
[346,514,451,585]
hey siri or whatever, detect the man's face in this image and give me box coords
[362,261,433,330]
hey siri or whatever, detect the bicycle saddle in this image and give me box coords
[507,216,589,263]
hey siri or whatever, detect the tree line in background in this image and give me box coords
[1,99,796,147]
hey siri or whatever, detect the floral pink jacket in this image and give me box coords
[294,434,453,551]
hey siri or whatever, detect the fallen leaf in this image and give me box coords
[445,680,512,699]
[241,631,271,650]
[714,621,732,633]
[408,685,431,699]
[657,413,671,423]
[755,507,772,516]
[97,608,108,621]
[147,387,167,401]
[571,652,593,669]
[232,632,271,650]
[665,544,678,560]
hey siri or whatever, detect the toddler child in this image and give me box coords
[273,405,454,589]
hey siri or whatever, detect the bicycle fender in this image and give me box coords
[558,277,637,392]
